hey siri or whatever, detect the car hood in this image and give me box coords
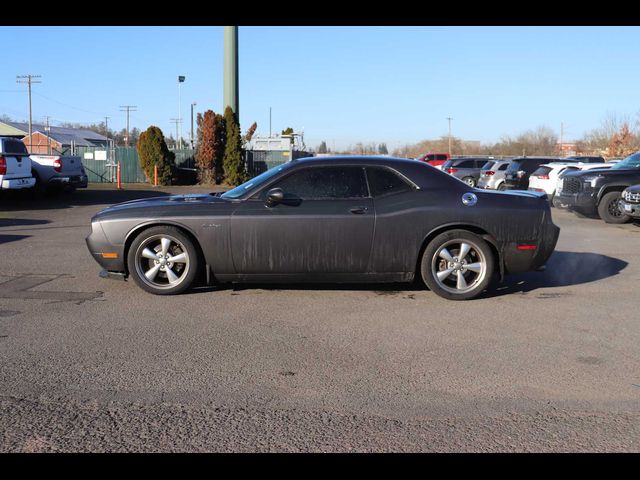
[94,193,228,218]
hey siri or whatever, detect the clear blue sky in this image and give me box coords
[2,26,640,151]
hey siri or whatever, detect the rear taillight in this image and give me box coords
[483,170,495,176]
[0,156,6,175]
[447,168,458,174]
[53,159,62,173]
[536,175,549,180]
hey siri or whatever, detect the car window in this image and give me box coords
[366,167,412,197]
[1,139,29,155]
[436,154,448,161]
[457,160,475,169]
[498,163,509,171]
[267,166,368,199]
[441,160,453,170]
[532,166,552,177]
[482,161,495,170]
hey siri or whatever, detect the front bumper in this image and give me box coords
[620,200,640,218]
[1,177,36,190]
[555,191,597,211]
[86,221,126,273]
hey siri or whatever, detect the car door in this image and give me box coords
[230,165,374,274]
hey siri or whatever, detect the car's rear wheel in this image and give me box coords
[497,183,507,191]
[462,176,477,187]
[127,226,199,295]
[598,191,631,224]
[421,230,495,300]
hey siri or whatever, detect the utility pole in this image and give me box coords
[16,74,42,152]
[223,26,239,118]
[43,116,51,154]
[269,107,272,137]
[119,105,137,147]
[190,102,196,149]
[170,118,182,149]
[446,117,453,156]
[104,116,111,159]
[560,122,564,157]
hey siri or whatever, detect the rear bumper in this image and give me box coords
[1,177,36,190]
[48,174,88,188]
[503,221,560,274]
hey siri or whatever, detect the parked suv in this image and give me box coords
[503,157,564,190]
[565,155,606,164]
[619,184,640,220]
[529,162,615,205]
[441,157,490,187]
[0,137,36,191]
[555,152,640,223]
[478,159,512,190]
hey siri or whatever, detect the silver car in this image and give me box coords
[477,159,513,190]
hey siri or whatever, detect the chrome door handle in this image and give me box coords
[349,206,368,214]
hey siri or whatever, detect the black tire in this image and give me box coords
[497,183,507,191]
[127,226,200,295]
[462,176,477,187]
[420,229,495,300]
[597,191,631,224]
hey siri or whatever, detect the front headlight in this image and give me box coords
[582,175,601,188]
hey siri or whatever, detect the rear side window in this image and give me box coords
[482,161,496,170]
[366,167,412,197]
[435,154,448,161]
[456,160,476,169]
[1,139,28,155]
[269,166,368,199]
[441,160,453,170]
[532,166,552,177]
[498,163,509,171]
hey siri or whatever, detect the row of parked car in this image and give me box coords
[416,151,640,225]
[0,136,88,195]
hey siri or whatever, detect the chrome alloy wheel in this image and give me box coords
[134,234,190,290]
[431,239,487,294]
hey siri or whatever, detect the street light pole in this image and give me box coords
[446,117,453,156]
[191,102,197,149]
[178,75,185,149]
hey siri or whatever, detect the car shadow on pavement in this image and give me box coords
[484,250,628,297]
[0,234,31,245]
[190,251,628,298]
[0,188,172,212]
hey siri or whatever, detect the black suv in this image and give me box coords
[556,152,640,223]
[503,157,564,190]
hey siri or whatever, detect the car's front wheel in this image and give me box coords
[127,226,199,295]
[420,230,495,300]
[598,191,631,224]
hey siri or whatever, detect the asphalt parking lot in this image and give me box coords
[1,184,639,452]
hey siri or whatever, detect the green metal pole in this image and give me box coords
[223,26,239,118]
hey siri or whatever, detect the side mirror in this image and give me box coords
[266,187,284,207]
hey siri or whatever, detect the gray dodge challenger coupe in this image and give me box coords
[86,156,560,300]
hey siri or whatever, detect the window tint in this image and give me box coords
[2,139,28,155]
[457,160,475,169]
[436,154,448,161]
[532,166,552,177]
[482,161,496,170]
[269,166,368,199]
[366,167,412,197]
[498,163,509,171]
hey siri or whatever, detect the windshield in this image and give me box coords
[221,164,289,199]
[612,152,640,170]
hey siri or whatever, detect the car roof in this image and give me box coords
[292,155,421,167]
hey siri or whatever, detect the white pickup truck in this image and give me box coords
[30,154,88,193]
[0,137,36,191]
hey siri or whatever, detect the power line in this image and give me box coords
[119,105,137,147]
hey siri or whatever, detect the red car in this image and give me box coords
[417,152,450,168]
